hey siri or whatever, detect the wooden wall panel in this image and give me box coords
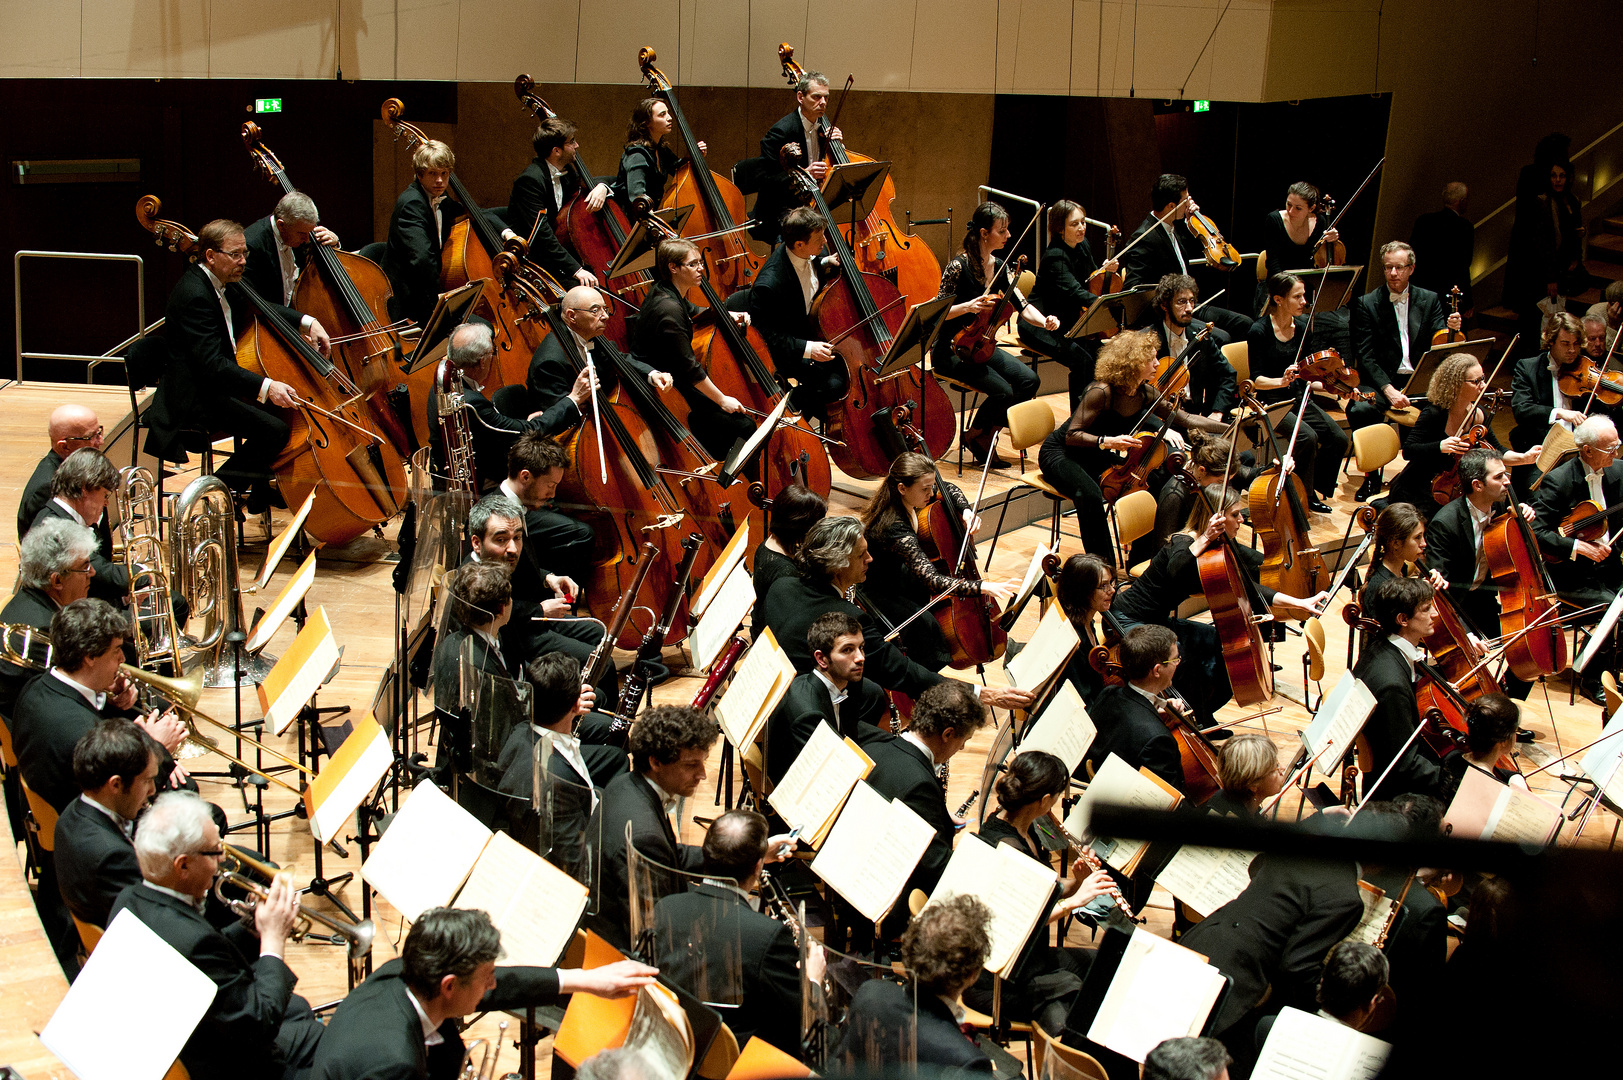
[210,0,337,78]
[679,0,752,88]
[453,0,579,84]
[393,0,459,81]
[996,0,1075,95]
[337,0,398,80]
[575,0,679,85]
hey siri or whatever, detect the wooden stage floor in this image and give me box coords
[0,380,1612,1075]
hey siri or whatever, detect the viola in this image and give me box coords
[950,253,1029,366]
[1430,424,1492,506]
[777,143,957,478]
[136,196,407,546]
[240,123,420,459]
[1430,285,1468,348]
[1556,354,1623,406]
[1484,502,1568,681]
[1086,224,1124,296]
[1310,193,1346,268]
[1151,324,1215,407]
[778,46,943,306]
[382,97,543,391]
[1296,348,1376,404]
[639,48,768,302]
[1242,386,1327,600]
[513,75,645,347]
[1186,208,1241,270]
[1556,498,1623,554]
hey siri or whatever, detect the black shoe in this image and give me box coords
[1578,682,1606,707]
[1517,726,1538,743]
[963,431,1007,468]
[1309,498,1333,514]
[1354,473,1384,502]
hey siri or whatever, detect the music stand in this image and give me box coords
[874,294,953,381]
[403,280,487,375]
[821,160,890,223]
[605,205,695,279]
[1288,265,1365,311]
[719,393,791,487]
[1576,588,1623,674]
[1068,286,1155,340]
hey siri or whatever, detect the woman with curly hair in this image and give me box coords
[1386,352,1540,513]
[1039,328,1225,559]
[612,98,706,216]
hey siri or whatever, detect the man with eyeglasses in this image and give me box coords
[145,218,332,514]
[527,284,671,417]
[110,791,326,1080]
[17,404,102,542]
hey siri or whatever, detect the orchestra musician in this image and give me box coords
[931,202,1046,467]
[1352,576,1446,801]
[1255,182,1338,302]
[633,237,756,460]
[1442,693,1530,796]
[1247,272,1349,512]
[145,218,329,514]
[382,140,481,329]
[1584,279,1623,352]
[1147,273,1239,421]
[750,482,826,642]
[311,907,655,1080]
[762,612,890,787]
[500,433,597,620]
[858,452,1018,671]
[1508,312,1587,489]
[1410,181,1475,313]
[1017,199,1109,408]
[110,792,327,1080]
[505,116,608,288]
[527,284,668,415]
[0,520,96,724]
[242,190,339,306]
[27,449,125,610]
[52,721,154,931]
[1121,174,1251,340]
[1050,552,1117,710]
[17,404,102,542]
[753,68,842,245]
[745,206,849,421]
[1137,432,1257,564]
[1039,328,1226,561]
[1205,733,1287,817]
[495,653,627,802]
[1253,941,1390,1048]
[1081,624,1187,792]
[613,98,704,217]
[1142,1038,1233,1080]
[1363,502,1449,596]
[429,560,514,775]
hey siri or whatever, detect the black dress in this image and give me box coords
[1017,240,1100,408]
[1255,212,1328,288]
[1038,384,1164,560]
[613,143,679,213]
[932,253,1041,435]
[1245,315,1350,500]
[863,484,981,672]
[1386,403,1503,514]
[750,544,799,643]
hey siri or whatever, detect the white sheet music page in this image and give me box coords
[1087,927,1225,1063]
[713,630,797,749]
[1017,680,1097,776]
[689,559,755,671]
[454,830,588,967]
[1064,753,1179,873]
[1155,843,1257,918]
[1252,1006,1392,1080]
[812,781,935,923]
[1004,601,1080,692]
[768,720,872,842]
[927,833,1057,975]
[1300,672,1376,769]
[362,780,492,920]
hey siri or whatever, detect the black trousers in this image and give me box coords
[681,388,758,463]
[1018,322,1097,411]
[1266,399,1349,499]
[212,396,292,496]
[776,355,850,420]
[932,346,1041,432]
[527,506,596,590]
[1038,441,1116,561]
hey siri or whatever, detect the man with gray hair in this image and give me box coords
[17,402,103,541]
[0,517,98,714]
[110,791,324,1080]
[30,447,127,605]
[244,189,340,306]
[527,285,669,416]
[1585,279,1623,352]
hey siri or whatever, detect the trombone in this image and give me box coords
[213,866,375,979]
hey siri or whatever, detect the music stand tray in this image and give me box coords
[821,160,891,222]
[403,280,487,375]
[1068,286,1155,339]
[606,205,694,280]
[1288,265,1365,312]
[1397,335,1498,400]
[875,295,953,381]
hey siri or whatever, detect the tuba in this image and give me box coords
[169,475,270,686]
[116,466,188,673]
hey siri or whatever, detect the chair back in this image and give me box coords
[0,711,16,768]
[20,775,57,851]
[1016,270,1037,298]
[740,743,766,804]
[1006,399,1058,453]
[1221,340,1249,384]
[73,914,104,955]
[162,1061,190,1080]
[1113,489,1158,549]
[1255,249,1269,283]
[1352,424,1402,474]
[696,1022,741,1079]
[356,241,388,264]
[1033,1023,1109,1080]
[908,888,928,916]
[1304,616,1327,683]
[1604,671,1622,718]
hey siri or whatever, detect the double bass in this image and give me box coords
[778,45,942,304]
[638,48,768,303]
[1242,385,1327,600]
[136,197,407,546]
[1185,471,1276,706]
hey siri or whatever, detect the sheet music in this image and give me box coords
[1251,1006,1392,1080]
[308,712,394,843]
[812,781,935,924]
[1004,602,1080,692]
[1087,927,1226,1063]
[714,630,796,749]
[246,549,318,653]
[1582,711,1623,807]
[1341,881,1394,947]
[689,560,755,671]
[691,521,752,618]
[623,982,695,1080]
[263,605,342,736]
[928,834,1057,975]
[1444,765,1562,846]
[41,909,219,1080]
[1155,843,1257,918]
[1008,541,1054,614]
[1017,680,1096,776]
[722,393,792,481]
[362,780,492,920]
[1300,673,1376,768]
[1065,753,1181,873]
[768,720,873,843]
[454,830,589,967]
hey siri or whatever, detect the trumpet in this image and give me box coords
[213,869,375,979]
[460,1020,507,1080]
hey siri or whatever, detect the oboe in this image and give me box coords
[1047,812,1143,924]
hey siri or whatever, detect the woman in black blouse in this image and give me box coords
[1040,329,1225,560]
[1020,200,1119,408]
[932,202,1049,466]
[858,452,1018,670]
[1246,272,1348,510]
[750,483,826,642]
[1363,502,1448,599]
[1440,693,1528,801]
[1386,352,1540,513]
[1051,552,1117,710]
[1253,182,1338,308]
[965,750,1117,1033]
[613,98,705,215]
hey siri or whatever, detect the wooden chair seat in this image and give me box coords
[21,775,57,851]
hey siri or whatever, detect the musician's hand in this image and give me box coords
[1323,227,1340,244]
[311,226,341,248]
[1283,363,1300,382]
[1071,868,1119,907]
[1101,434,1144,453]
[961,508,982,534]
[255,873,301,954]
[584,183,611,212]
[1310,380,1326,393]
[541,598,573,618]
[1275,592,1328,619]
[766,833,796,863]
[1505,448,1541,467]
[1044,315,1061,332]
[719,394,745,414]
[168,762,189,788]
[546,574,580,601]
[648,371,674,391]
[731,310,751,328]
[266,381,299,409]
[109,673,139,712]
[1184,196,1200,215]
[139,709,188,755]
[1556,409,1586,426]
[1440,435,1472,455]
[827,125,844,142]
[1164,429,1188,452]
[558,959,659,999]
[1278,454,1296,478]
[979,685,1035,710]
[574,267,600,288]
[568,367,593,409]
[1520,502,1536,521]
[806,341,836,363]
[970,294,999,313]
[1576,539,1612,563]
[303,319,332,357]
[574,682,596,718]
[1383,385,1410,409]
[1427,568,1448,590]
[980,579,1019,601]
[805,942,827,986]
[808,160,829,182]
[1446,312,1462,331]
[696,140,708,155]
[1203,513,1227,543]
[1101,258,1120,275]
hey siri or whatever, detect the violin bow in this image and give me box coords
[978,210,1041,300]
[1452,335,1518,440]
[1108,198,1188,264]
[1582,319,1623,415]
[957,432,1000,569]
[1190,288,1225,313]
[1322,156,1385,237]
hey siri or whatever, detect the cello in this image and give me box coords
[777,143,957,478]
[1484,491,1568,682]
[136,197,407,546]
[240,122,419,458]
[638,48,768,303]
[381,97,544,390]
[778,45,942,304]
[1184,469,1277,706]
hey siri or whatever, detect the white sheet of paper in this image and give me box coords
[714,630,796,749]
[310,714,395,843]
[1342,881,1395,947]
[1155,844,1257,918]
[1009,541,1055,615]
[362,780,492,920]
[689,560,755,671]
[1017,680,1097,776]
[1300,672,1376,769]
[41,909,219,1080]
[768,720,871,841]
[691,521,752,618]
[1087,927,1225,1063]
[1064,753,1179,873]
[1252,1006,1392,1080]
[812,781,935,924]
[454,831,588,967]
[246,549,318,653]
[265,607,342,736]
[928,834,1057,975]
[1444,765,1562,847]
[1004,601,1080,692]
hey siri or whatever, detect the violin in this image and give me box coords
[1556,353,1623,406]
[1310,193,1346,268]
[639,48,768,302]
[779,46,942,305]
[1151,324,1215,405]
[1185,208,1241,270]
[1484,496,1568,682]
[1242,386,1327,600]
[951,253,1030,365]
[1430,285,1468,347]
[1085,224,1124,297]
[1098,387,1188,505]
[1296,348,1376,404]
[1556,499,1623,556]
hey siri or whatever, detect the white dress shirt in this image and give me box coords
[141,880,207,914]
[80,793,135,839]
[1574,462,1609,556]
[1389,290,1411,373]
[268,215,300,304]
[534,725,597,811]
[812,669,848,726]
[1467,498,1494,583]
[548,163,569,214]
[1547,354,1579,427]
[52,666,106,710]
[787,249,821,358]
[1387,634,1424,681]
[202,264,305,403]
[1162,221,1188,273]
[406,987,445,1048]
[431,195,446,245]
[901,729,938,766]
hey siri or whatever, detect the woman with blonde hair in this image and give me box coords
[1207,733,1287,815]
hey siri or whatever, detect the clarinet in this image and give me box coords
[611,533,703,733]
[1047,812,1144,925]
[758,867,803,945]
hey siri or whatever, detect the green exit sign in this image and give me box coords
[255,98,283,114]
[1193,100,1210,113]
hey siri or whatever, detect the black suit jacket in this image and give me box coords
[0,586,59,717]
[1352,638,1443,801]
[243,214,309,307]
[1425,496,1502,639]
[426,370,579,493]
[630,281,708,388]
[746,242,828,377]
[1348,285,1446,392]
[1030,240,1101,331]
[863,733,954,925]
[752,109,819,244]
[1530,456,1623,585]
[763,672,890,786]
[1122,215,1197,289]
[17,449,61,542]
[382,179,477,328]
[1509,352,1559,452]
[1148,318,1238,415]
[13,672,121,812]
[1081,683,1185,794]
[506,158,585,280]
[585,770,704,951]
[32,500,127,606]
[762,575,941,700]
[653,882,801,1052]
[525,330,652,417]
[311,956,560,1080]
[53,796,139,927]
[1410,208,1475,310]
[838,978,993,1072]
[109,883,304,1080]
[1177,852,1363,1035]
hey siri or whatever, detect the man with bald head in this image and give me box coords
[526,285,671,415]
[18,404,102,541]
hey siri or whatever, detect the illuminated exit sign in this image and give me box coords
[255,98,283,114]
[1193,100,1210,113]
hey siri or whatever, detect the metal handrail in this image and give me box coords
[978,185,1045,270]
[14,250,145,385]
